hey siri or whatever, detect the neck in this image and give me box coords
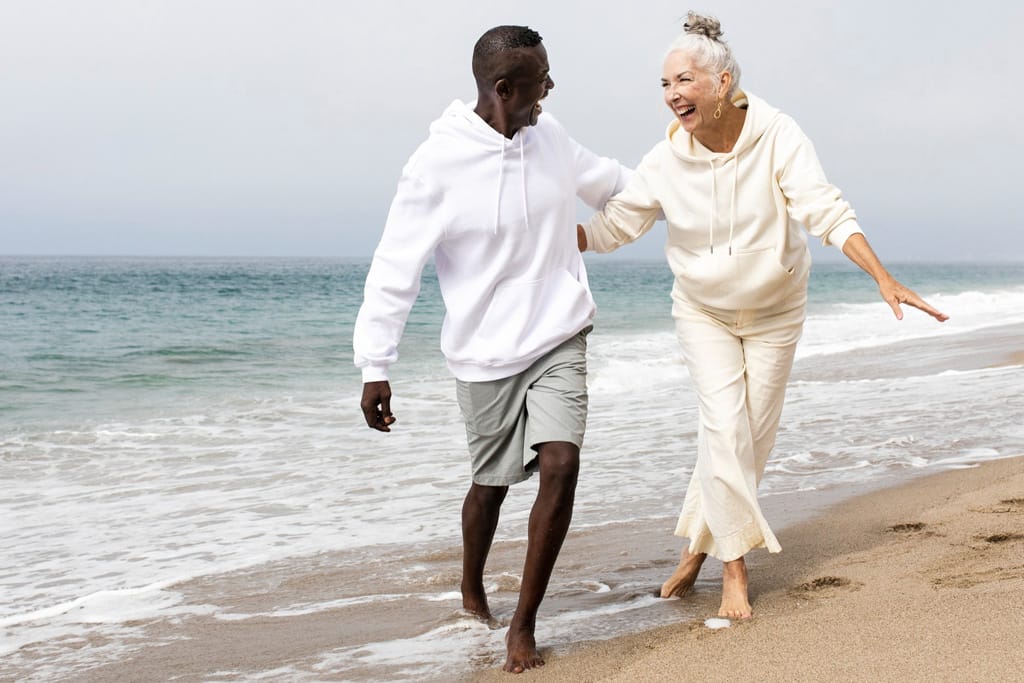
[474,98,517,139]
[694,103,746,153]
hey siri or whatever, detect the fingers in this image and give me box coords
[887,294,904,320]
[380,394,395,427]
[882,281,948,323]
[906,295,950,322]
[360,401,390,432]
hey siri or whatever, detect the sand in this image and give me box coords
[20,456,1022,682]
[468,455,1024,682]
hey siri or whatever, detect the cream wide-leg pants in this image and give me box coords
[672,288,807,562]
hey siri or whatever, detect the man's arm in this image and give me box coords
[353,169,443,429]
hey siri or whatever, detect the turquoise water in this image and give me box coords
[5,256,1022,426]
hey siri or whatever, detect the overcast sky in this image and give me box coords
[2,0,1021,260]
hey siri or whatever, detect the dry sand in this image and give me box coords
[469,455,1024,682]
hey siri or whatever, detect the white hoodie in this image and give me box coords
[583,92,863,311]
[353,100,628,382]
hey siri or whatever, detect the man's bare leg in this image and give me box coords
[504,442,579,674]
[719,556,752,619]
[461,482,508,622]
[660,547,707,598]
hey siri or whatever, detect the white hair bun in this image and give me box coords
[683,12,723,41]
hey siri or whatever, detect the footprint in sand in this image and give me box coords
[969,497,1024,514]
[978,532,1024,544]
[790,575,861,599]
[886,522,926,533]
[931,565,1024,589]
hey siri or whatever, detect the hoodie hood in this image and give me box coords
[431,99,508,144]
[430,99,532,234]
[665,90,779,162]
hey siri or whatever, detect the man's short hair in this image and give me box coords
[472,25,543,85]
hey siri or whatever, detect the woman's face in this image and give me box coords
[661,50,722,135]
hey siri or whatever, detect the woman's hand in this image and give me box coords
[576,224,588,252]
[841,233,948,322]
[877,276,949,322]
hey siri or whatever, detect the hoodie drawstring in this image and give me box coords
[493,135,530,235]
[519,136,529,231]
[728,153,738,256]
[707,159,717,255]
[707,155,739,255]
[493,142,506,235]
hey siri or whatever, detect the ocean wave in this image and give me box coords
[800,286,1024,359]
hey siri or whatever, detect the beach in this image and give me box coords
[17,454,1023,682]
[2,258,1023,681]
[470,455,1024,682]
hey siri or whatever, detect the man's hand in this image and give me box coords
[360,381,397,432]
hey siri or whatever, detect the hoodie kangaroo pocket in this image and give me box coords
[679,247,800,310]
[468,270,594,365]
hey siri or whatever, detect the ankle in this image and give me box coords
[509,610,536,634]
[723,558,747,574]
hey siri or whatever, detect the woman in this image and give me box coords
[579,12,947,619]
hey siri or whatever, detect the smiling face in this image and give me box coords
[661,50,725,136]
[501,44,554,132]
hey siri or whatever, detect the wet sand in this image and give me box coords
[31,456,1023,682]
[469,455,1024,682]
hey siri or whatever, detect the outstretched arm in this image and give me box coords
[841,233,948,322]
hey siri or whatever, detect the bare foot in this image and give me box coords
[719,557,752,619]
[503,619,544,673]
[660,548,707,598]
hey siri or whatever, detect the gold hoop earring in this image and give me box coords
[714,99,723,120]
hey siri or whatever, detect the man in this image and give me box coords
[353,26,628,674]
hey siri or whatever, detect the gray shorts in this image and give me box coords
[455,327,590,486]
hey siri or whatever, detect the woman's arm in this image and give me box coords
[841,233,948,322]
[580,153,662,253]
[774,116,947,322]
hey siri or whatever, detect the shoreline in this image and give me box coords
[468,455,1024,681]
[3,313,1020,681]
[5,457,1020,681]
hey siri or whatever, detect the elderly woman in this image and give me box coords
[579,12,947,619]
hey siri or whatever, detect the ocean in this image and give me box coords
[2,256,1023,681]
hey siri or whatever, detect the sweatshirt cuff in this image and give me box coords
[825,220,863,249]
[361,365,390,383]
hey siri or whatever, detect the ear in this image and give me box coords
[495,77,513,100]
[718,71,732,99]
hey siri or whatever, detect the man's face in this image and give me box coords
[502,44,554,131]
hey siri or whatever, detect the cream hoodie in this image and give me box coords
[583,92,862,310]
[353,100,628,383]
